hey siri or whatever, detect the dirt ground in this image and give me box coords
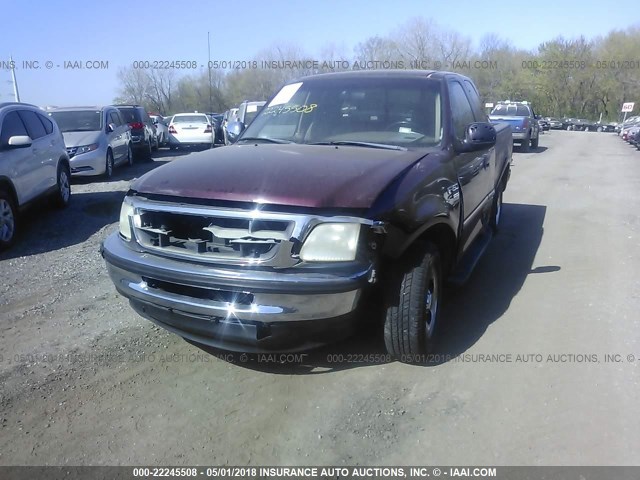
[2,132,640,466]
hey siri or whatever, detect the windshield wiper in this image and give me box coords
[309,141,406,151]
[237,137,293,144]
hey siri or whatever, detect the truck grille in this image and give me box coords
[132,204,297,266]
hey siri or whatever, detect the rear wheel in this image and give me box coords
[126,144,134,166]
[384,243,442,362]
[521,136,530,152]
[0,190,17,251]
[144,139,153,160]
[530,135,539,149]
[52,163,71,208]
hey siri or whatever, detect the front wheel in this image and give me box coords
[384,243,442,362]
[52,164,71,208]
[104,150,114,178]
[0,190,17,251]
[490,190,503,232]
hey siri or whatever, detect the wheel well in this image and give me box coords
[0,178,18,207]
[417,223,457,277]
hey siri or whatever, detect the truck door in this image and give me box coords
[449,80,494,252]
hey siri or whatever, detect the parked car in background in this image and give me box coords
[620,116,640,138]
[207,113,225,145]
[546,117,563,129]
[633,129,640,149]
[0,102,71,250]
[222,108,239,145]
[627,125,640,145]
[224,101,267,144]
[102,70,513,360]
[114,105,158,159]
[570,119,594,131]
[150,114,169,147]
[593,122,616,133]
[168,113,215,149]
[538,117,550,132]
[48,106,132,178]
[489,101,540,151]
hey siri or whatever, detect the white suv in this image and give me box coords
[0,102,71,250]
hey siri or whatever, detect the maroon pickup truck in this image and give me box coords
[101,70,512,361]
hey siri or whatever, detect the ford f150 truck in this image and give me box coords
[101,70,512,361]
[489,101,539,152]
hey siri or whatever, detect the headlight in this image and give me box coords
[76,143,99,154]
[119,198,134,240]
[299,223,360,262]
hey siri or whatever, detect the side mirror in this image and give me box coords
[107,123,116,133]
[152,119,158,125]
[226,121,245,144]
[6,135,32,148]
[456,122,496,153]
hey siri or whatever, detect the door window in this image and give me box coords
[17,110,47,140]
[449,81,476,140]
[0,111,29,146]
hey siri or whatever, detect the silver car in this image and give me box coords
[0,102,71,250]
[47,106,132,178]
[150,115,169,147]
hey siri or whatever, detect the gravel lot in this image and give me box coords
[1,132,640,466]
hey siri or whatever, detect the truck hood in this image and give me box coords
[132,143,430,209]
[62,131,101,147]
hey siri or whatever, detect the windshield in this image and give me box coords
[240,77,443,148]
[49,110,102,132]
[490,104,531,117]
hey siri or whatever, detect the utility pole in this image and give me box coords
[10,55,20,102]
[207,32,213,113]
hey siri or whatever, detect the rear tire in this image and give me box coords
[530,136,539,149]
[0,190,17,251]
[521,137,530,152]
[384,243,442,362]
[144,139,153,160]
[52,163,71,208]
[126,145,134,167]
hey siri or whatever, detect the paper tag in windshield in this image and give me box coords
[269,82,303,106]
[247,104,258,113]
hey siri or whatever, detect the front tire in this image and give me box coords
[104,150,114,178]
[384,243,442,362]
[0,190,17,251]
[52,163,71,208]
[490,189,503,232]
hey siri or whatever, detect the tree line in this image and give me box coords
[114,18,640,121]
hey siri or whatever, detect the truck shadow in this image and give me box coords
[514,145,548,154]
[203,202,551,374]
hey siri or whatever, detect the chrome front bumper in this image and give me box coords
[101,233,371,351]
